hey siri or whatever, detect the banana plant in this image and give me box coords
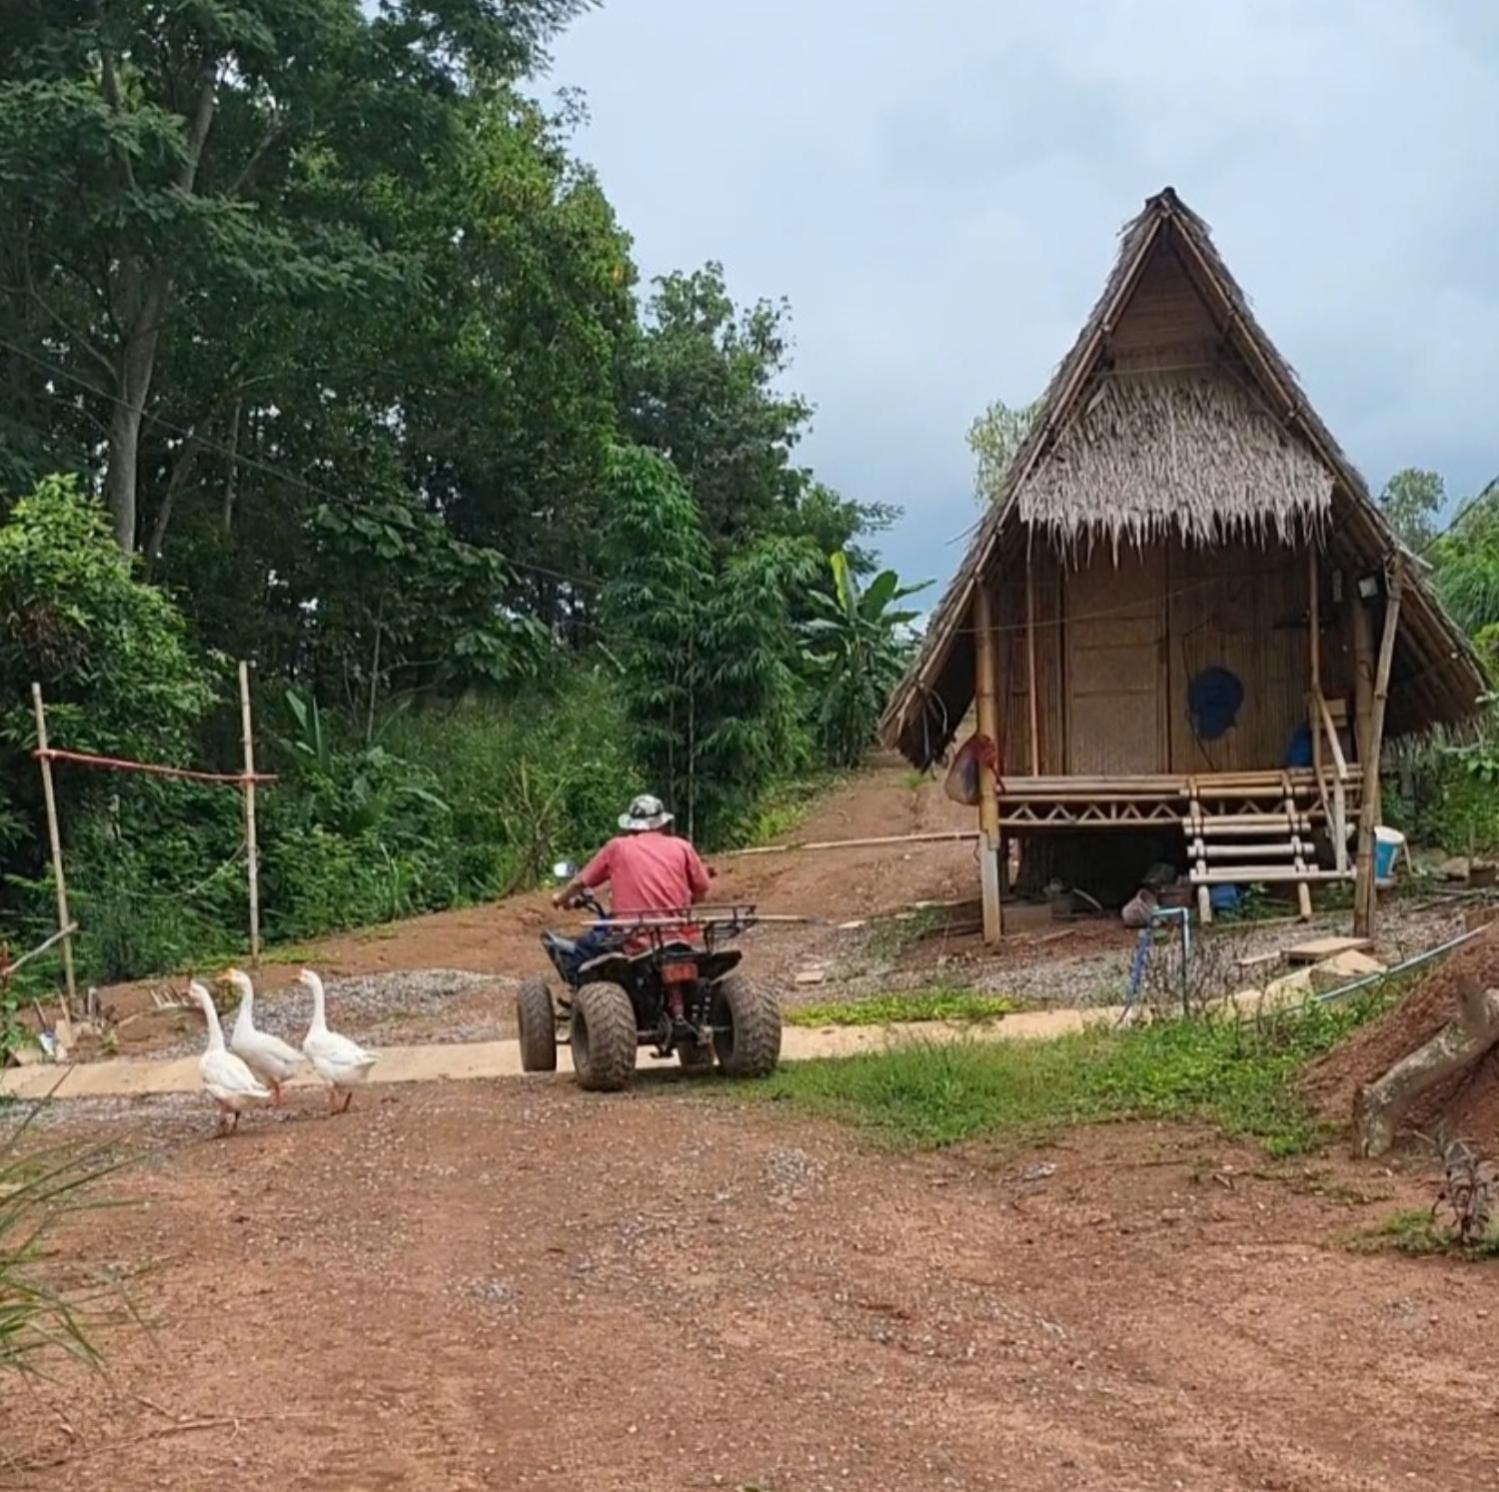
[803,551,929,767]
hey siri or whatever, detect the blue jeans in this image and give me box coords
[562,925,616,985]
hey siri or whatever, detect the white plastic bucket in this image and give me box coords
[1374,826,1405,886]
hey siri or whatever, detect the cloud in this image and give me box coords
[550,0,1499,583]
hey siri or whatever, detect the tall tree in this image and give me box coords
[967,398,1038,504]
[0,0,589,551]
[1378,467,1444,552]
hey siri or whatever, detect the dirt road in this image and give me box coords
[5,1077,1487,1491]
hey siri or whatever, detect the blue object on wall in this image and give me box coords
[1187,666,1244,741]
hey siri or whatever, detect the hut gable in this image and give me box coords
[883,186,1485,767]
[1017,230,1334,553]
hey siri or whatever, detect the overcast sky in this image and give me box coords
[549,0,1499,590]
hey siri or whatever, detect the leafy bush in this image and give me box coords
[0,475,215,859]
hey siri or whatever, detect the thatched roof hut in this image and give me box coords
[883,187,1484,768]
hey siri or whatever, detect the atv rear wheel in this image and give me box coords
[570,982,638,1092]
[516,975,558,1072]
[711,974,782,1079]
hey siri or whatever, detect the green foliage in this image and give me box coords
[749,991,1391,1155]
[968,398,1039,504]
[787,991,1019,1028]
[600,444,828,843]
[0,475,215,879]
[1351,1207,1499,1260]
[0,7,900,997]
[803,551,929,767]
[1377,468,1444,552]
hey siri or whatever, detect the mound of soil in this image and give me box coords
[1303,926,1499,1143]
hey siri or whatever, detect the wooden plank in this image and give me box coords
[1191,868,1355,885]
[1285,935,1374,965]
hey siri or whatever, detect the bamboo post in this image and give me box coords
[1350,588,1378,825]
[239,661,261,966]
[1308,548,1323,784]
[1026,538,1040,775]
[974,580,1004,943]
[30,683,77,1010]
[1354,569,1402,938]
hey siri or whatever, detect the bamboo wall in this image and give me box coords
[989,538,1354,777]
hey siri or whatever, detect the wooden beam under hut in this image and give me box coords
[974,580,1004,943]
[1354,567,1402,938]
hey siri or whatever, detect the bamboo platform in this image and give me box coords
[995,767,1363,830]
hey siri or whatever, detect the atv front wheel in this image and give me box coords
[570,982,638,1092]
[711,974,782,1079]
[516,975,558,1072]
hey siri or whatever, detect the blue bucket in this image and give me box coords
[1374,826,1405,886]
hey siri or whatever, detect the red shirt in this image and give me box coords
[579,831,711,921]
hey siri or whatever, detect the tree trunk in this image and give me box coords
[104,266,169,553]
[1353,975,1499,1158]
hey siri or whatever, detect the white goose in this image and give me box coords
[225,967,304,1106]
[186,980,271,1136]
[298,969,376,1114]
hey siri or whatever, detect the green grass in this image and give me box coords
[737,770,842,847]
[751,988,1394,1156]
[1,1107,131,1375]
[1350,1208,1499,1260]
[786,990,1020,1028]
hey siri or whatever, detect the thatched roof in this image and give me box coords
[883,186,1486,766]
[1021,373,1332,554]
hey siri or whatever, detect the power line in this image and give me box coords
[1417,475,1499,557]
[0,332,604,594]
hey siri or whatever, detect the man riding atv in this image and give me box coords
[520,793,782,1090]
[550,794,711,979]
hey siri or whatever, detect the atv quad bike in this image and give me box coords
[516,882,782,1092]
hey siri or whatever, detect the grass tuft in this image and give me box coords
[0,1106,131,1375]
[746,987,1394,1156]
[1350,1207,1499,1260]
[786,990,1019,1028]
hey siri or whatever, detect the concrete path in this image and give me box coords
[0,1006,1106,1102]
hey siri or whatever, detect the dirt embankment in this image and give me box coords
[1304,925,1499,1144]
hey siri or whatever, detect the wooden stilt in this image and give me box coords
[1026,538,1040,776]
[30,683,77,1011]
[239,662,262,966]
[1354,569,1402,938]
[974,581,1004,943]
[1350,589,1378,825]
[1308,548,1323,786]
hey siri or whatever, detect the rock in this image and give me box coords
[1441,855,1472,883]
[1261,966,1314,1008]
[1307,949,1387,995]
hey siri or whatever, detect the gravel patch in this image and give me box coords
[149,968,517,1058]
